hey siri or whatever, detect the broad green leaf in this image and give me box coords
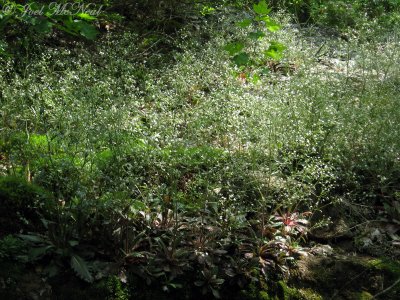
[224,42,244,56]
[131,200,147,211]
[248,30,265,40]
[266,23,281,32]
[233,52,249,67]
[71,254,93,283]
[59,16,77,32]
[29,245,54,260]
[59,17,97,40]
[265,18,281,32]
[265,42,286,60]
[18,234,45,243]
[77,13,97,21]
[79,22,98,40]
[253,1,271,15]
[237,19,252,28]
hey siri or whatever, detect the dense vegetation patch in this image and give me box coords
[1,1,400,299]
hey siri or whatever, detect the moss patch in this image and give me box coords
[359,291,374,300]
[367,258,400,276]
[277,281,322,300]
[239,279,322,300]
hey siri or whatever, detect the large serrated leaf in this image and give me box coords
[78,22,98,40]
[265,41,286,60]
[264,18,281,32]
[70,254,93,283]
[233,52,250,67]
[253,1,271,15]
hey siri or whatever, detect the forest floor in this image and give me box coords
[1,5,400,300]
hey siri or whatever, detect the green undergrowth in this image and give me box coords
[241,280,323,300]
[367,258,400,285]
[1,2,400,299]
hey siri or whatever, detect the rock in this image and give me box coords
[309,244,333,256]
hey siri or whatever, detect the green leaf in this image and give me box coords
[15,4,25,13]
[253,1,271,15]
[130,200,147,211]
[78,22,98,40]
[29,245,54,260]
[201,6,215,16]
[70,254,93,283]
[77,13,97,21]
[256,16,281,31]
[211,287,221,299]
[224,42,244,56]
[68,240,79,247]
[248,30,265,40]
[56,16,78,35]
[169,283,183,289]
[264,17,281,32]
[233,52,250,67]
[265,42,286,60]
[18,234,45,243]
[58,18,98,40]
[237,19,252,28]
